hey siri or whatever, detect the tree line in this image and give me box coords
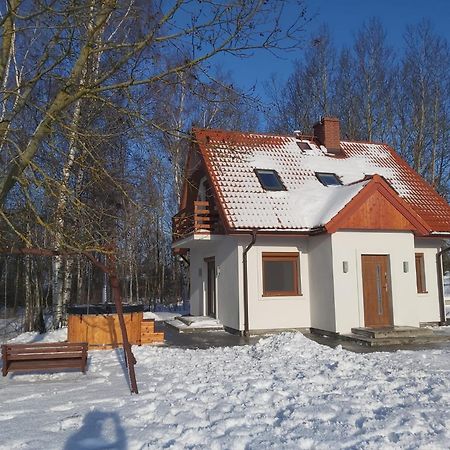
[267,19,450,198]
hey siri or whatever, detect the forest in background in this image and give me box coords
[268,19,450,198]
[0,2,449,333]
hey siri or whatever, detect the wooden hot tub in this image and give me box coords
[67,304,163,349]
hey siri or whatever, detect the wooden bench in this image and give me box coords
[2,342,88,376]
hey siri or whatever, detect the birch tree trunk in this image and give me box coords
[13,257,20,313]
[52,2,109,326]
[23,253,33,331]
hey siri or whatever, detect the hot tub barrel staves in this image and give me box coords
[67,304,164,349]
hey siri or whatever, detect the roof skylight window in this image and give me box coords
[255,169,286,191]
[316,172,342,186]
[297,141,311,151]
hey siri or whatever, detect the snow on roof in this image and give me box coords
[194,129,450,232]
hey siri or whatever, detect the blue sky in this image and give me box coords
[214,0,450,102]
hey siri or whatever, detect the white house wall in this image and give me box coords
[308,234,336,332]
[216,237,241,330]
[330,231,437,334]
[189,236,240,330]
[189,231,443,335]
[189,247,205,316]
[240,236,311,331]
[413,237,442,323]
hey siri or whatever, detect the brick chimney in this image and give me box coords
[313,117,341,154]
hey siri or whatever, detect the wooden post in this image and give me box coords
[83,249,139,394]
[99,250,138,394]
[110,273,138,393]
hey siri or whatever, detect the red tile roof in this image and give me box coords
[193,128,450,234]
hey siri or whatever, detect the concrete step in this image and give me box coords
[351,326,434,339]
[165,318,223,333]
[342,332,450,347]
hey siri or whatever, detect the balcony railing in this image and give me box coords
[172,201,221,242]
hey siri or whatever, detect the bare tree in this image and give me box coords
[0,0,309,329]
[396,21,450,194]
[267,25,336,133]
[266,19,450,199]
[350,19,396,142]
[0,0,308,221]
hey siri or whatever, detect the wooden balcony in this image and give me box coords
[172,201,221,242]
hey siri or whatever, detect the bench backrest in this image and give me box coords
[2,342,87,360]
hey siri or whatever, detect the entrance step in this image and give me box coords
[165,316,223,333]
[351,326,434,339]
[140,319,165,344]
[344,326,450,347]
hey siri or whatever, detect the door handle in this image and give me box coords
[376,265,383,315]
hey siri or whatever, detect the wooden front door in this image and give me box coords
[206,258,216,318]
[361,255,393,327]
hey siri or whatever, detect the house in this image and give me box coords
[172,117,450,336]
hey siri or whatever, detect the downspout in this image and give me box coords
[436,246,450,325]
[243,230,257,337]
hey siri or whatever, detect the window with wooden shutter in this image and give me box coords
[415,253,427,293]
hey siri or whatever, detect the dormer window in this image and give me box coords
[255,169,286,191]
[316,172,342,186]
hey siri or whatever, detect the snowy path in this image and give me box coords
[1,332,450,449]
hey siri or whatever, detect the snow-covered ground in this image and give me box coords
[143,311,183,322]
[166,316,224,332]
[1,330,450,449]
[0,309,25,341]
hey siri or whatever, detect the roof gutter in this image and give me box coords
[436,246,450,325]
[243,230,257,337]
[309,226,326,235]
[228,228,323,236]
[430,232,450,238]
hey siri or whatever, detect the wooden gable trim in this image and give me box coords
[325,175,432,235]
[179,135,212,212]
[179,140,194,211]
[192,130,233,234]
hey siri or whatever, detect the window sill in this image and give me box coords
[262,293,303,298]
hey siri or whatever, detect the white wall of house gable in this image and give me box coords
[189,247,204,316]
[239,236,311,331]
[188,237,240,330]
[216,237,241,330]
[331,231,420,333]
[413,237,442,323]
[308,234,336,332]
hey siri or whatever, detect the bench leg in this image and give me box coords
[2,363,8,377]
[1,345,7,376]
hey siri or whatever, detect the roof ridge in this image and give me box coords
[194,128,394,148]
